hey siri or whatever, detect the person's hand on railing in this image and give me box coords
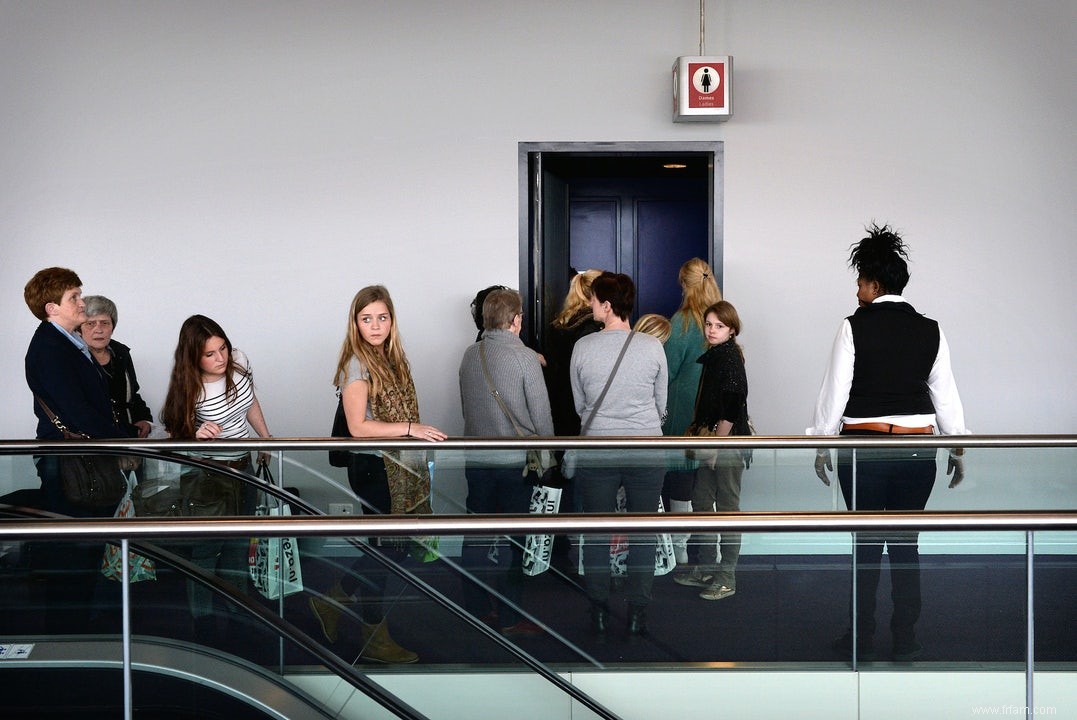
[947,448,965,488]
[814,449,833,486]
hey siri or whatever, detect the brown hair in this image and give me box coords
[161,315,248,438]
[704,300,744,362]
[24,267,82,321]
[482,288,522,330]
[332,285,412,400]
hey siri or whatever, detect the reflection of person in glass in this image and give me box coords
[808,223,969,662]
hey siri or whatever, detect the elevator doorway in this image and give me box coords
[518,141,724,350]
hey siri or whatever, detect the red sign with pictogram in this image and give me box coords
[687,62,726,109]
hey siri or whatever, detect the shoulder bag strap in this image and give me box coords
[479,341,526,437]
[34,394,86,439]
[580,331,636,435]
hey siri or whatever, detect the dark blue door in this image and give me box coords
[569,177,708,320]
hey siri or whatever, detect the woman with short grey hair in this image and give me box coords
[80,294,153,437]
[458,288,554,637]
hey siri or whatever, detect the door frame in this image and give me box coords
[518,140,724,348]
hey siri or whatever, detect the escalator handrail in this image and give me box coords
[1,447,627,720]
[0,504,434,720]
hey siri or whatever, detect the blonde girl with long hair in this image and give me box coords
[310,284,444,665]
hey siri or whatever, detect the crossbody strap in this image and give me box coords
[34,394,87,439]
[580,331,636,435]
[479,341,526,438]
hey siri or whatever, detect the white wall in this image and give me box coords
[2,0,1074,444]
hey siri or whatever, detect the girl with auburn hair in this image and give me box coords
[673,300,750,602]
[311,284,445,664]
[662,257,723,563]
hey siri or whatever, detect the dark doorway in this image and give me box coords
[518,142,723,351]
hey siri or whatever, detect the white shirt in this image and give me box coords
[806,296,970,436]
[195,349,256,460]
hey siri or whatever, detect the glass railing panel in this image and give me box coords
[925,446,1077,511]
[1033,530,1076,720]
[850,529,1029,666]
[0,534,123,637]
[1034,531,1076,666]
[4,437,1076,719]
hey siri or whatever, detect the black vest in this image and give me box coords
[843,302,939,418]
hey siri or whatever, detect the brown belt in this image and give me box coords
[841,422,934,435]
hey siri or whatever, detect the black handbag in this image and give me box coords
[328,395,351,467]
[133,467,242,517]
[35,395,125,508]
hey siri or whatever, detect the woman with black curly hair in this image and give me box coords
[808,223,970,662]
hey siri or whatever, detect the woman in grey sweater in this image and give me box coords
[459,288,554,637]
[569,272,667,637]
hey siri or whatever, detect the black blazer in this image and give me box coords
[25,322,124,440]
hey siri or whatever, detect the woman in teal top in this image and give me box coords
[662,258,723,563]
[664,258,723,434]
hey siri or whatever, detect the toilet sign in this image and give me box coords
[673,55,732,122]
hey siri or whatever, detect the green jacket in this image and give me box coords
[663,310,707,436]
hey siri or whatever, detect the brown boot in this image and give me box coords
[358,620,419,664]
[309,581,351,644]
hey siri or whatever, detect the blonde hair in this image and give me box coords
[552,269,603,329]
[676,258,723,333]
[333,285,412,400]
[634,313,671,343]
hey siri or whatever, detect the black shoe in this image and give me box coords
[627,605,648,637]
[831,631,874,661]
[590,605,609,635]
[892,639,923,661]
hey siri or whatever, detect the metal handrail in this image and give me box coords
[1,434,1074,453]
[2,510,1075,541]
